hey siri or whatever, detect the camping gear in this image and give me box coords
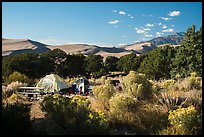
[36,74,69,93]
[72,78,92,95]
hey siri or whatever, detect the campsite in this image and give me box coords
[2,24,203,135]
[2,2,202,135]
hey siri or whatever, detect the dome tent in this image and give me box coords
[36,74,69,92]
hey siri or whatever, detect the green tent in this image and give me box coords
[36,74,69,92]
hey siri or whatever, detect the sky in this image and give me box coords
[2,2,202,47]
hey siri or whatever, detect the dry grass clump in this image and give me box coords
[2,81,27,104]
[173,72,202,91]
[2,81,26,101]
[151,72,202,111]
[6,81,26,92]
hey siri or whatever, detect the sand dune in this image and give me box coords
[3,38,177,58]
[123,42,157,54]
[47,44,98,55]
[2,38,50,56]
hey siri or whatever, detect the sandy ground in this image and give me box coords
[30,100,46,119]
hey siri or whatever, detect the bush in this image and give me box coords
[2,103,32,135]
[160,105,202,135]
[41,94,109,135]
[91,78,116,113]
[108,92,144,134]
[7,71,31,85]
[121,71,153,99]
[92,78,116,101]
[188,72,202,90]
[109,92,137,116]
[163,80,176,89]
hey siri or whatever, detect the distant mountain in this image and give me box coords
[122,32,185,54]
[148,32,185,46]
[2,32,185,57]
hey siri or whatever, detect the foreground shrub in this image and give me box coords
[41,95,109,135]
[108,92,142,133]
[121,71,153,99]
[109,92,168,135]
[92,78,116,113]
[92,78,116,101]
[160,105,202,135]
[2,103,32,135]
[109,92,137,116]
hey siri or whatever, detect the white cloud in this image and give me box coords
[171,25,175,27]
[162,28,174,32]
[135,27,151,34]
[143,28,151,31]
[142,14,153,17]
[119,11,126,15]
[145,23,154,27]
[156,32,164,37]
[144,34,153,38]
[160,17,172,21]
[113,9,117,13]
[162,25,167,29]
[135,28,145,34]
[122,35,126,38]
[168,11,181,17]
[108,20,119,24]
[114,25,118,28]
[127,14,134,18]
[158,23,162,25]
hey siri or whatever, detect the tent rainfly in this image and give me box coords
[36,74,69,92]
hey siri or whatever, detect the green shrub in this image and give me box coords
[7,71,31,85]
[163,80,176,89]
[160,105,202,135]
[121,71,153,99]
[92,78,116,101]
[109,92,137,117]
[188,73,202,90]
[91,78,116,113]
[41,94,109,135]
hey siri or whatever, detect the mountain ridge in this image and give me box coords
[2,32,185,57]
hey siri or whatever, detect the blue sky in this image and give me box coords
[2,2,202,47]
